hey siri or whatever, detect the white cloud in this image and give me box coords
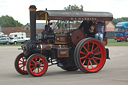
[0,0,128,25]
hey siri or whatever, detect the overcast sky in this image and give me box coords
[0,0,127,25]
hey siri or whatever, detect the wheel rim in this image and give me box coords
[28,56,47,76]
[7,42,9,44]
[17,54,27,73]
[79,40,106,72]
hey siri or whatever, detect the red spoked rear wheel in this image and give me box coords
[15,53,28,75]
[26,54,48,77]
[74,38,106,73]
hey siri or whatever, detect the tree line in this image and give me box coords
[0,15,23,28]
[112,17,128,26]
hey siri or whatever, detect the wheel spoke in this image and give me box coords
[90,60,94,68]
[91,43,94,52]
[82,59,86,65]
[92,58,98,65]
[22,57,24,62]
[32,60,36,64]
[93,57,101,60]
[23,66,25,71]
[19,60,23,62]
[18,63,23,65]
[94,52,101,55]
[40,65,44,67]
[30,64,35,66]
[80,56,87,60]
[33,68,36,72]
[87,59,90,68]
[83,46,89,53]
[80,51,86,55]
[93,46,99,52]
[35,58,37,62]
[31,66,36,70]
[39,58,41,63]
[38,68,39,73]
[20,65,24,69]
[39,67,43,71]
[33,58,37,63]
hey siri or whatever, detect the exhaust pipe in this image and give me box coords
[29,5,37,42]
[22,5,39,58]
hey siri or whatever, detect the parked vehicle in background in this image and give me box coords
[9,32,30,44]
[0,37,9,44]
[9,37,30,44]
[9,32,27,38]
[114,22,128,42]
[0,32,8,38]
[0,32,4,36]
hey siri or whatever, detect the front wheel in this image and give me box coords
[14,41,17,45]
[125,37,128,42]
[117,40,122,42]
[6,42,9,45]
[14,53,28,75]
[26,54,48,77]
[74,38,106,73]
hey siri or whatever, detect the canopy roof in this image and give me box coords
[36,10,113,21]
[116,22,128,28]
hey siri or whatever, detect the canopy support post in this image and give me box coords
[45,13,48,25]
[69,20,70,35]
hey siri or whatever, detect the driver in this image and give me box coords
[44,20,53,33]
[78,20,93,34]
[94,21,105,42]
[87,24,95,38]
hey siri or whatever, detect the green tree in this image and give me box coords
[63,5,84,28]
[0,15,23,27]
[64,4,83,11]
[112,17,128,26]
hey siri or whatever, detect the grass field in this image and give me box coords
[0,39,128,46]
[107,39,128,46]
[0,43,22,46]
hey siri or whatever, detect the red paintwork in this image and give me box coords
[58,49,69,57]
[79,40,106,72]
[28,55,47,76]
[36,11,113,21]
[17,54,28,74]
[49,16,113,21]
[103,37,108,46]
[40,43,67,50]
[71,29,85,45]
[102,41,107,46]
[55,34,70,44]
[114,36,126,41]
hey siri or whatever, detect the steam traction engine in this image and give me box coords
[15,5,113,77]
